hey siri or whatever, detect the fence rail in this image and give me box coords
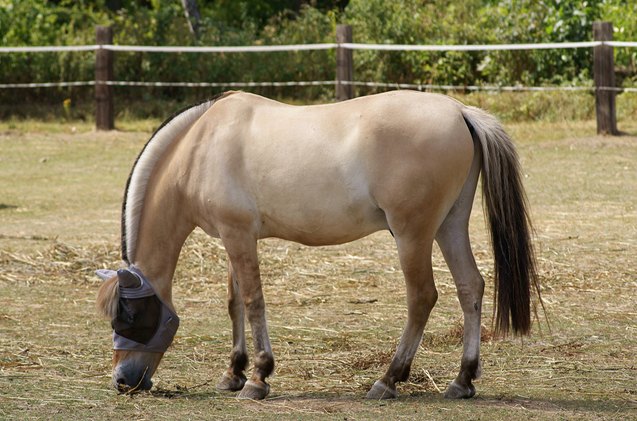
[0,22,632,134]
[2,40,635,53]
[5,80,637,93]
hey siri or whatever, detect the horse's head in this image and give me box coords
[96,267,179,393]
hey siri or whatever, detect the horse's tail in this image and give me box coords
[461,106,541,337]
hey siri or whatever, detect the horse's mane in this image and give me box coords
[96,274,119,319]
[121,91,235,264]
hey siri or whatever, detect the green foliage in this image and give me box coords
[477,0,601,85]
[344,0,492,86]
[0,1,105,84]
[1,0,637,118]
[600,0,637,86]
[344,0,608,88]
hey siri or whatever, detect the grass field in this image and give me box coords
[0,115,636,420]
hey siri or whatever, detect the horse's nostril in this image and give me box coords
[116,377,126,386]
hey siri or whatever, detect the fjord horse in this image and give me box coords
[96,90,539,399]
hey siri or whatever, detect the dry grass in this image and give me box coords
[0,118,636,420]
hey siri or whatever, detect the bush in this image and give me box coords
[1,0,636,120]
[343,0,605,87]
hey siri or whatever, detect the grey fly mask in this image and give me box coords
[96,266,179,353]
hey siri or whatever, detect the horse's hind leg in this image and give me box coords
[367,231,437,399]
[435,151,484,399]
[436,220,484,399]
[217,263,248,391]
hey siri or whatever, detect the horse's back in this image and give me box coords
[185,91,475,244]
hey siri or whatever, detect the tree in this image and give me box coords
[181,0,201,39]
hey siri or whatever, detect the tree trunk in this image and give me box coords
[181,0,201,40]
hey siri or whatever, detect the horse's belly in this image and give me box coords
[257,197,388,246]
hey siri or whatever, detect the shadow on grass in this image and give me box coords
[147,386,634,416]
[470,393,634,415]
[618,129,637,136]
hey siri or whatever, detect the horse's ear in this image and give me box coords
[117,269,141,289]
[96,269,117,282]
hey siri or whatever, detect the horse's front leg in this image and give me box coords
[217,263,248,391]
[221,231,274,400]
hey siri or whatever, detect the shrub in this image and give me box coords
[1,0,636,120]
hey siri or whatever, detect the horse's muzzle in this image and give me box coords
[113,369,153,393]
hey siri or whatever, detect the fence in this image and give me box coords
[1,22,635,135]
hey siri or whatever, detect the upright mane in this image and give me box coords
[121,92,235,264]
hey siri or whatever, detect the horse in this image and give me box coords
[95,90,540,400]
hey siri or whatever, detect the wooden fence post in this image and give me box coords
[593,21,618,135]
[336,24,353,101]
[95,25,114,131]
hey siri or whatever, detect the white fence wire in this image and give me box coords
[1,40,636,91]
[7,81,635,93]
[2,40,636,53]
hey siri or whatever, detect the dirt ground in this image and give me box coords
[0,118,635,420]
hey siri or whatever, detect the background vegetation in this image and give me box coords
[1,0,637,119]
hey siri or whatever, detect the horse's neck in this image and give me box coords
[132,166,195,308]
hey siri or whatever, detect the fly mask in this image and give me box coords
[96,266,179,353]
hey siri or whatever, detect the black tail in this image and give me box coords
[461,106,542,336]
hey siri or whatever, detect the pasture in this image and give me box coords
[0,115,635,420]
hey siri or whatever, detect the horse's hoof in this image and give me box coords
[365,380,398,400]
[236,380,270,400]
[443,380,476,399]
[217,371,247,392]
